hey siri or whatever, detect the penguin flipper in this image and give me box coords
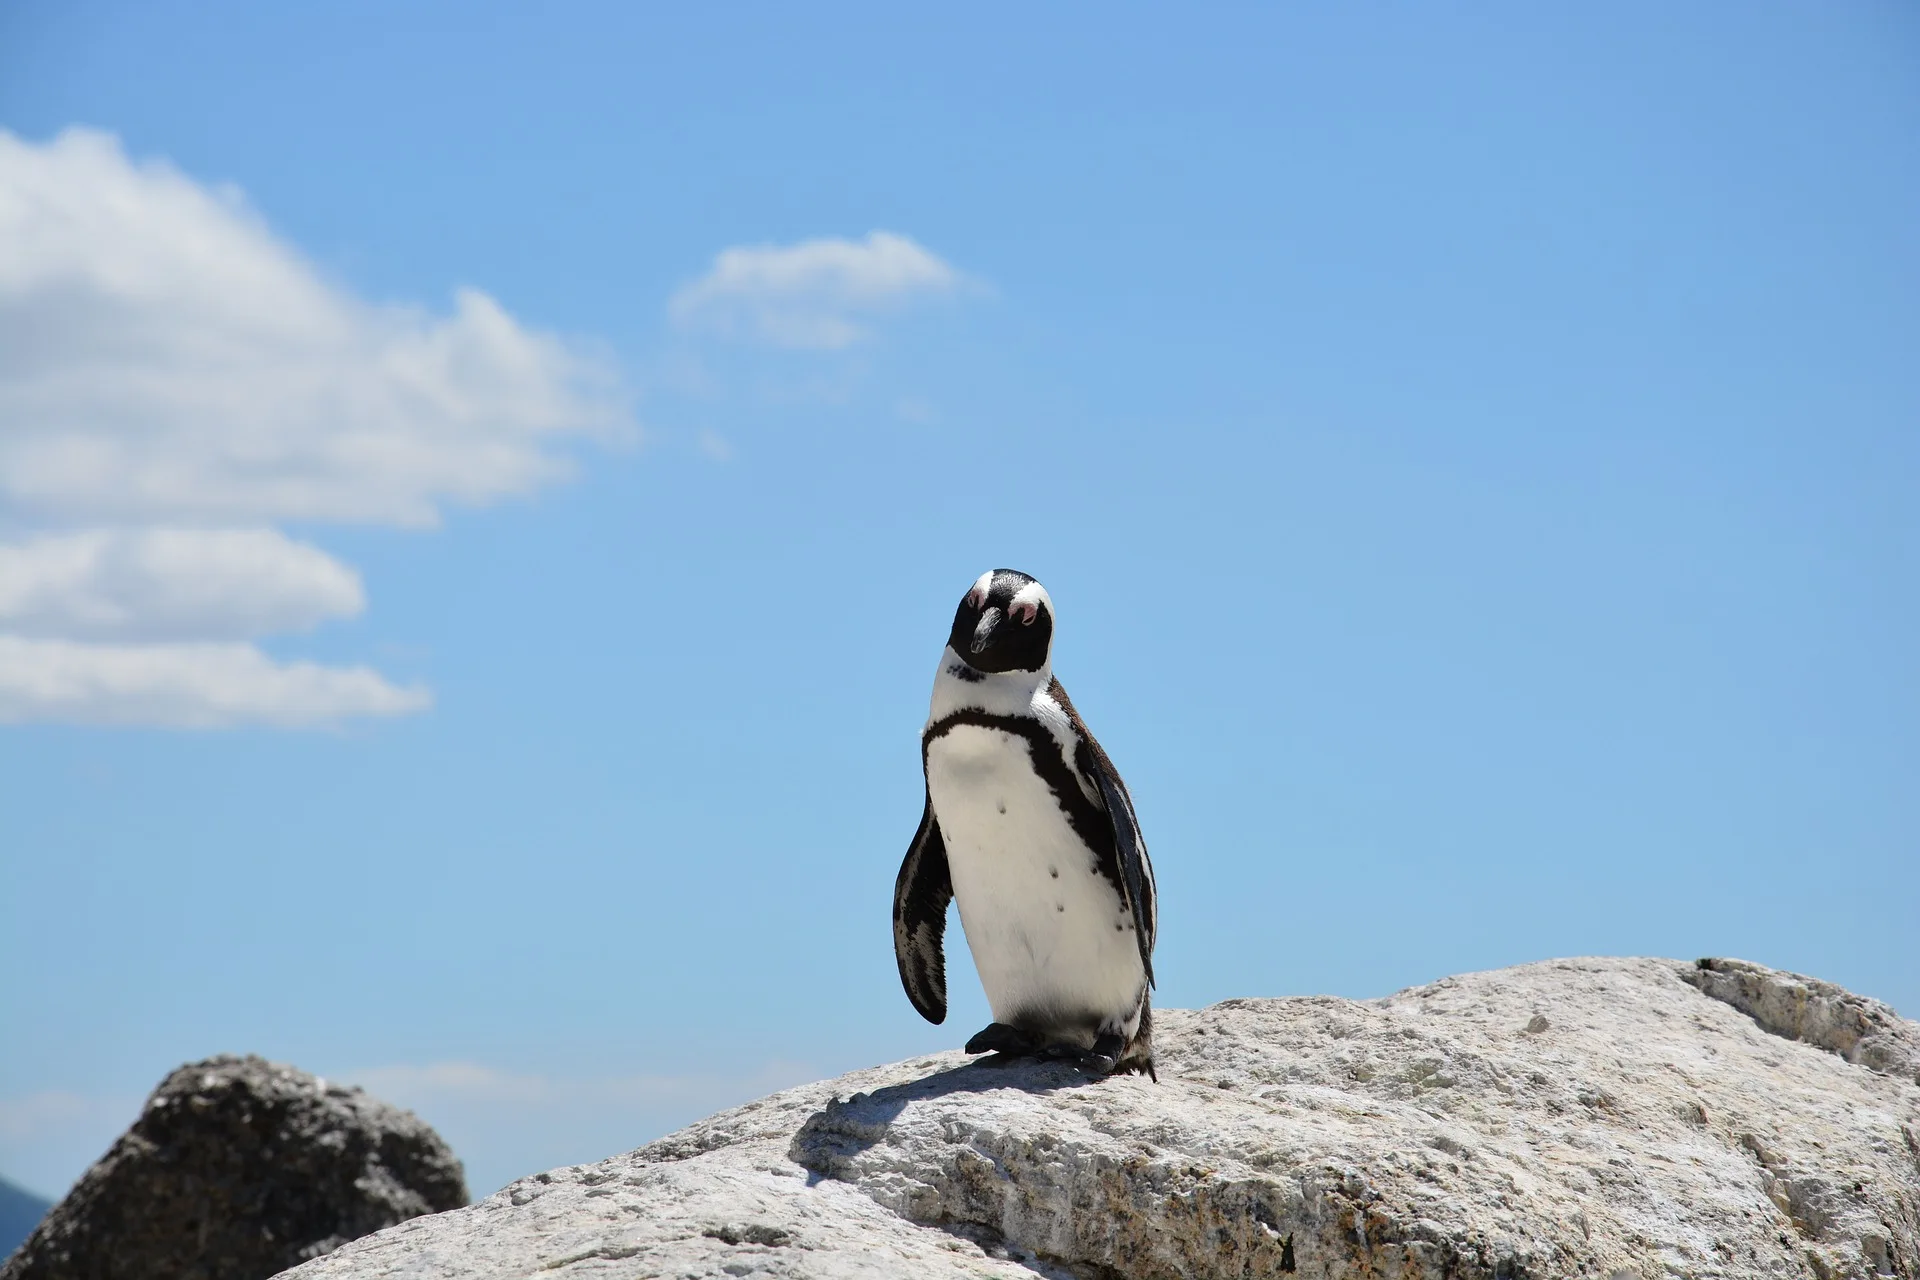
[892,793,952,1024]
[1048,677,1158,989]
[1089,759,1158,987]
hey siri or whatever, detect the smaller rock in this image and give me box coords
[0,1055,466,1280]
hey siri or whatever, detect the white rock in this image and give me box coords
[277,958,1920,1279]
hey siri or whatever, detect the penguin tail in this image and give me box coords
[1115,995,1158,1081]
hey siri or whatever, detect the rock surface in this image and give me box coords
[1680,956,1920,1088]
[3,1055,467,1280]
[282,958,1920,1279]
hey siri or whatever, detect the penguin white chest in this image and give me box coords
[924,724,1145,1036]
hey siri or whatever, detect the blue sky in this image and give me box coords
[1,2,1914,1201]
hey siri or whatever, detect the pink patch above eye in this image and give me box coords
[1012,603,1037,625]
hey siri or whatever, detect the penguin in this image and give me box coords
[892,569,1158,1078]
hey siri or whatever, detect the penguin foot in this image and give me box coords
[964,1022,1040,1057]
[1082,1033,1126,1074]
[965,1025,1130,1075]
[1032,1033,1126,1074]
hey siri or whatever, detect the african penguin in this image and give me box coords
[892,569,1158,1077]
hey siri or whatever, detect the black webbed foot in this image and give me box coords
[1035,1032,1125,1074]
[1082,1032,1125,1074]
[964,1022,1040,1056]
[965,1025,1131,1075]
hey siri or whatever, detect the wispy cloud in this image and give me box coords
[669,231,962,349]
[0,1088,143,1199]
[0,1090,120,1142]
[345,1059,813,1110]
[0,1061,821,1202]
[0,127,633,726]
[339,1060,817,1195]
[0,637,428,727]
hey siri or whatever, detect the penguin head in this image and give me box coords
[948,569,1054,674]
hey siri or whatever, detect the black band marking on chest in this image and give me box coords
[922,710,1124,902]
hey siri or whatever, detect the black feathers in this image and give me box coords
[1052,678,1157,986]
[946,569,1053,675]
[1089,755,1156,986]
[892,795,952,1024]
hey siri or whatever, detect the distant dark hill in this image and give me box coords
[0,1176,52,1261]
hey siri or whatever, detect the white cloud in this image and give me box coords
[0,636,429,727]
[340,1060,818,1195]
[0,127,635,726]
[0,528,362,640]
[670,231,961,348]
[0,128,629,529]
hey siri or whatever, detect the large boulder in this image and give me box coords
[281,958,1919,1280]
[2,1055,467,1280]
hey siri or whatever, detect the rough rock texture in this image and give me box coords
[1681,957,1920,1087]
[281,958,1920,1280]
[3,1055,467,1280]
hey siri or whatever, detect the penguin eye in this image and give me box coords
[1011,602,1038,626]
[965,586,989,610]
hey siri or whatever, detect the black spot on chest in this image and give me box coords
[945,663,985,684]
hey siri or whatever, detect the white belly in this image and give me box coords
[925,724,1146,1041]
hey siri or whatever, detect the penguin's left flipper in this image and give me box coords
[892,791,953,1024]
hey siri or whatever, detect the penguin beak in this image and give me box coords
[970,606,1003,655]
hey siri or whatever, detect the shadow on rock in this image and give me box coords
[790,1057,1099,1178]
